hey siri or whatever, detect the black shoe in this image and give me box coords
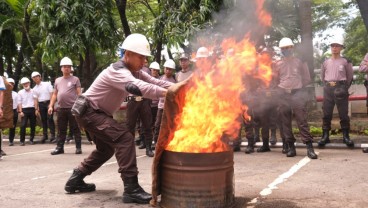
[65,168,96,193]
[29,141,34,145]
[306,142,318,159]
[282,142,289,154]
[1,150,6,156]
[51,148,64,155]
[245,146,254,154]
[270,129,277,145]
[318,130,330,147]
[75,148,82,154]
[146,148,154,157]
[342,129,354,148]
[20,142,25,146]
[233,146,241,152]
[122,176,152,204]
[363,148,368,153]
[50,137,57,143]
[257,146,271,152]
[138,143,146,149]
[9,142,14,146]
[286,142,296,157]
[41,136,48,144]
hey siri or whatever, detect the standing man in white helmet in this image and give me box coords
[32,71,56,143]
[274,37,317,159]
[153,59,177,148]
[176,53,192,82]
[6,78,19,146]
[64,33,173,204]
[359,52,368,153]
[18,77,37,145]
[48,57,83,155]
[318,37,354,148]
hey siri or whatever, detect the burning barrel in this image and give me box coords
[160,150,235,208]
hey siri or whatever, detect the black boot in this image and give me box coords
[145,140,154,157]
[363,148,368,153]
[306,141,318,159]
[51,140,65,155]
[138,135,146,149]
[342,129,354,148]
[257,138,271,152]
[50,135,56,143]
[65,168,96,193]
[75,139,82,154]
[270,129,277,145]
[245,137,254,154]
[318,129,330,147]
[286,142,296,157]
[282,138,288,154]
[41,134,48,144]
[122,176,152,204]
[232,138,241,152]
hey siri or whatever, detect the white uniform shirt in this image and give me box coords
[0,77,5,91]
[33,81,53,102]
[18,89,35,108]
[12,91,19,110]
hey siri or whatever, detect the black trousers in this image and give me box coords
[39,101,55,138]
[20,108,36,142]
[57,108,81,148]
[126,99,153,145]
[322,85,350,130]
[9,109,18,143]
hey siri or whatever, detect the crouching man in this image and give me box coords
[64,33,172,204]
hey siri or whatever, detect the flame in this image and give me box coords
[166,1,272,153]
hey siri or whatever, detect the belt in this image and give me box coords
[282,88,302,94]
[325,81,346,87]
[38,100,50,104]
[126,96,144,102]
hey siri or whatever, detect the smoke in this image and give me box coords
[191,0,271,51]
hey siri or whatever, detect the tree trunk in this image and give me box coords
[80,48,96,91]
[0,53,3,75]
[155,40,163,63]
[298,0,314,79]
[115,0,131,37]
[14,18,30,91]
[357,0,368,32]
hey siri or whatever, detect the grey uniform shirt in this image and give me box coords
[274,57,311,90]
[54,76,81,108]
[321,57,353,84]
[85,60,173,116]
[359,53,368,79]
[176,70,193,82]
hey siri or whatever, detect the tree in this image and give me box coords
[356,0,368,32]
[343,16,368,65]
[37,0,121,88]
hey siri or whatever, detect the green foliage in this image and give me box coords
[344,16,368,66]
[309,126,323,136]
[37,0,121,62]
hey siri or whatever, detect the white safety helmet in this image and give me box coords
[195,47,209,58]
[31,71,41,78]
[6,78,15,84]
[122,33,151,57]
[279,38,294,48]
[149,62,160,70]
[20,77,30,84]
[60,57,73,66]
[163,59,176,69]
[330,37,344,46]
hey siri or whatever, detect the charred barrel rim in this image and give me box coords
[160,150,235,208]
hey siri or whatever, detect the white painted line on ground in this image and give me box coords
[3,147,75,157]
[247,152,318,207]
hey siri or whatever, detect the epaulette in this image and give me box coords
[342,57,352,63]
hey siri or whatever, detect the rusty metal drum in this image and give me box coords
[160,150,235,208]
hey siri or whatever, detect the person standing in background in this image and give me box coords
[49,57,83,155]
[18,77,37,146]
[318,37,354,148]
[6,78,18,146]
[359,52,368,153]
[32,71,56,143]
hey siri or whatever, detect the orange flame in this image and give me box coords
[166,1,272,153]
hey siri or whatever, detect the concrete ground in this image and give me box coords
[0,136,367,208]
